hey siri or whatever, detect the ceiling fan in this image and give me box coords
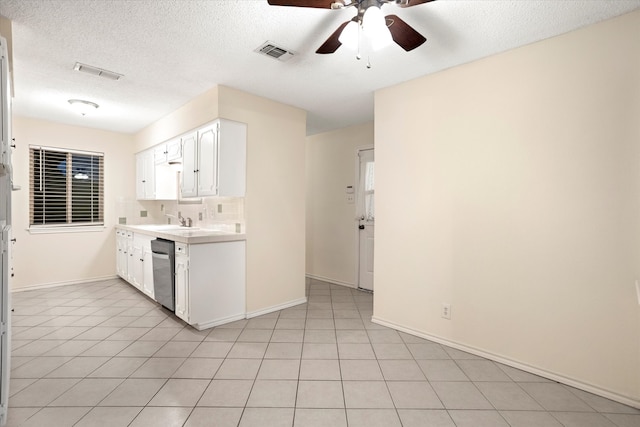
[267,0,435,54]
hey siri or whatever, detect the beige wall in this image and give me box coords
[133,86,219,153]
[374,10,640,405]
[134,85,307,315]
[218,86,307,314]
[306,122,373,287]
[11,117,135,290]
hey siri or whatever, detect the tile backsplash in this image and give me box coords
[116,197,245,232]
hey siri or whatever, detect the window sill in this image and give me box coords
[28,226,106,235]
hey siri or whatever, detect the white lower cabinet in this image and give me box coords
[174,240,246,330]
[137,234,154,299]
[174,243,189,322]
[115,230,129,279]
[116,228,246,329]
[116,230,154,299]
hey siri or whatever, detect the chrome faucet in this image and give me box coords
[165,212,192,227]
[177,212,187,227]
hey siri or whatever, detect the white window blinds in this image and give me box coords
[29,146,104,227]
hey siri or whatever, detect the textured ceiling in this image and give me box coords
[1,0,639,136]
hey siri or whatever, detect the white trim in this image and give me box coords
[354,145,374,291]
[10,275,119,292]
[306,273,357,289]
[193,313,246,331]
[371,315,640,410]
[28,225,106,235]
[246,297,307,319]
[29,144,104,157]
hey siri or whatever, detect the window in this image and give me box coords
[29,146,104,228]
[358,149,375,221]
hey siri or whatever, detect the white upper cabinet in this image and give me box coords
[154,144,167,165]
[154,138,182,165]
[135,149,155,200]
[137,145,178,200]
[180,119,246,198]
[180,131,198,198]
[196,123,218,197]
[166,138,182,163]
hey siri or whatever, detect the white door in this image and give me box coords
[357,149,375,291]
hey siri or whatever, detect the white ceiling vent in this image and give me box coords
[73,62,123,80]
[255,42,294,62]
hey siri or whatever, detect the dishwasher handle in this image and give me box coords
[152,252,170,260]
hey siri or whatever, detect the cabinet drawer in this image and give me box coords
[175,243,188,256]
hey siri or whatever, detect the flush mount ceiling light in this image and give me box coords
[68,99,99,116]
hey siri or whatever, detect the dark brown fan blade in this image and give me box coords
[386,14,426,51]
[267,0,339,8]
[316,21,350,54]
[396,0,436,7]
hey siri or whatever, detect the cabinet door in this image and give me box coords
[136,150,156,199]
[197,124,218,196]
[142,245,154,298]
[116,232,127,278]
[131,244,144,290]
[154,144,167,165]
[135,153,146,199]
[143,151,155,199]
[174,255,189,322]
[126,243,136,284]
[180,132,198,198]
[166,138,182,162]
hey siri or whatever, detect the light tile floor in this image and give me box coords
[6,277,640,426]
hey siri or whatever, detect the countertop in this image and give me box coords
[116,224,246,245]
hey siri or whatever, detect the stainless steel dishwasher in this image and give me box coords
[151,238,175,311]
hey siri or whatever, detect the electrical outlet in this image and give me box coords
[198,212,203,221]
[217,204,223,213]
[346,194,355,204]
[441,303,451,320]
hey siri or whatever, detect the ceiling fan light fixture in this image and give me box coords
[338,20,359,50]
[362,6,392,50]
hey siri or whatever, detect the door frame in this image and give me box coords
[354,145,374,291]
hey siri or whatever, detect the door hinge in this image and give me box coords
[0,321,7,336]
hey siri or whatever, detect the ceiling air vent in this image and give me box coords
[73,62,123,81]
[255,42,294,62]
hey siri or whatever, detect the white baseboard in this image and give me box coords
[10,275,120,293]
[246,297,307,319]
[305,273,357,289]
[371,315,640,410]
[194,313,247,331]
